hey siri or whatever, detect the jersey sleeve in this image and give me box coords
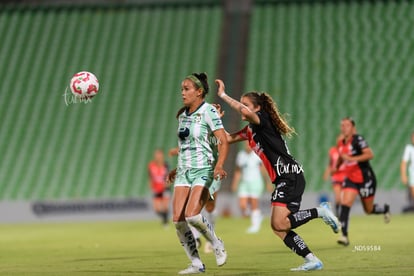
[356,135,369,150]
[205,104,224,132]
[233,125,250,140]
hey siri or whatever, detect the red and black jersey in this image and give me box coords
[328,146,346,183]
[235,111,303,182]
[338,134,372,184]
[148,161,169,194]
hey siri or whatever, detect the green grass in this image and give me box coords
[0,214,413,275]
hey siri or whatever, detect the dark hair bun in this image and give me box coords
[193,72,209,95]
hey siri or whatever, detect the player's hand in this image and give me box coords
[212,103,225,118]
[340,153,351,161]
[214,165,227,180]
[266,182,273,192]
[168,147,179,157]
[215,79,226,97]
[167,168,177,184]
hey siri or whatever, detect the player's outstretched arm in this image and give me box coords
[215,79,260,125]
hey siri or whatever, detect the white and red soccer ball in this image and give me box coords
[69,71,99,99]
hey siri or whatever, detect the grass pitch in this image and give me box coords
[0,214,413,275]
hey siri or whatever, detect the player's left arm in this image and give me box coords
[342,147,374,162]
[215,79,260,125]
[168,147,179,157]
[213,128,229,180]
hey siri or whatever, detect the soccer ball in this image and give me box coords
[69,71,99,98]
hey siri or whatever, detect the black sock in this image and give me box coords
[157,211,169,225]
[288,209,318,229]
[335,203,341,217]
[372,204,386,214]
[283,230,312,258]
[161,211,169,225]
[339,205,350,237]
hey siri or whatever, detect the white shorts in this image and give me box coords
[237,180,264,198]
[409,171,414,187]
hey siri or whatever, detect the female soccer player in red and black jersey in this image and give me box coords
[148,149,170,226]
[323,134,346,216]
[215,79,340,272]
[336,117,390,246]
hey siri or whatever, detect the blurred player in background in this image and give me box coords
[400,131,414,210]
[336,117,390,246]
[215,79,340,272]
[323,134,346,216]
[148,149,170,227]
[171,73,228,275]
[231,140,270,233]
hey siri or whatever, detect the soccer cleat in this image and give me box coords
[214,239,227,266]
[290,257,323,271]
[384,204,391,224]
[178,264,205,275]
[337,235,350,246]
[246,225,260,234]
[318,202,341,233]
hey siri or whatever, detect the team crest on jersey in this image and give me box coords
[193,113,202,123]
[252,142,264,155]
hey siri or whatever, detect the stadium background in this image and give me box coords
[0,0,413,220]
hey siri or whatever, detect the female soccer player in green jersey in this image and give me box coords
[172,73,228,275]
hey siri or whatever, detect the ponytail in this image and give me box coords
[243,92,296,138]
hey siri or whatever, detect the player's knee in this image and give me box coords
[172,212,186,222]
[271,218,289,232]
[205,202,215,213]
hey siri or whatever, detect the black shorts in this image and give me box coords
[271,173,305,213]
[153,190,170,199]
[343,168,377,199]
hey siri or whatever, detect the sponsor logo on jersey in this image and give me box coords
[275,157,304,175]
[178,127,190,140]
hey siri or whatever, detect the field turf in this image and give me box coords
[0,214,413,275]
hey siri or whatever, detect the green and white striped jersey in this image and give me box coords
[177,102,223,169]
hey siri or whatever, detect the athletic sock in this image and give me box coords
[372,203,386,214]
[283,230,312,258]
[339,205,350,237]
[190,225,201,240]
[156,211,163,221]
[335,203,341,217]
[161,211,169,225]
[186,214,219,246]
[251,209,263,229]
[287,209,318,229]
[174,221,203,267]
[204,209,217,228]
